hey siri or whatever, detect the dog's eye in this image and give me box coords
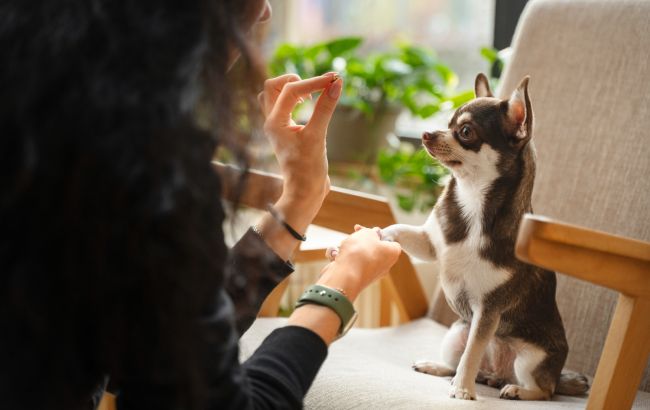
[460,125,472,140]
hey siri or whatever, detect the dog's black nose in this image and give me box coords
[422,131,437,141]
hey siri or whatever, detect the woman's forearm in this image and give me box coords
[286,304,341,346]
[253,194,322,262]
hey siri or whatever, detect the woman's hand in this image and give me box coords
[317,225,402,301]
[253,73,342,261]
[258,73,342,219]
[287,226,401,345]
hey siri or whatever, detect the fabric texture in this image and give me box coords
[227,228,295,335]
[241,318,650,409]
[495,0,650,392]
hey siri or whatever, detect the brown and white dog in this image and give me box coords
[381,74,588,400]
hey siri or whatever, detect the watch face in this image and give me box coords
[341,311,358,337]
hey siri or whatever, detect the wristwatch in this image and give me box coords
[295,284,358,338]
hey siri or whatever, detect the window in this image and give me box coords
[265,0,495,90]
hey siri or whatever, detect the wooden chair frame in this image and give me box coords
[516,214,650,410]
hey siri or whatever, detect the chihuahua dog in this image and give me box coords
[381,74,588,400]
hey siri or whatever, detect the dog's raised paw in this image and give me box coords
[379,227,397,242]
[449,385,476,400]
[499,384,521,400]
[412,361,455,377]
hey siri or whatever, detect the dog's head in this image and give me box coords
[422,73,533,180]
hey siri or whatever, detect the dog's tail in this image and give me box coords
[556,371,590,396]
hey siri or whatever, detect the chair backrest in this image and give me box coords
[429,0,650,391]
[487,0,650,391]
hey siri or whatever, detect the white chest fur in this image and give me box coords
[424,165,511,312]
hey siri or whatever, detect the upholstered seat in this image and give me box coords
[240,318,650,409]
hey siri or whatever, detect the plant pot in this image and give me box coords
[326,105,401,164]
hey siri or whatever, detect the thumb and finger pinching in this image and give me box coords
[267,74,339,125]
[305,77,342,135]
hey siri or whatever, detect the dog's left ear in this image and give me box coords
[474,73,494,98]
[505,76,532,142]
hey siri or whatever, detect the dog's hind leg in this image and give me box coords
[413,320,468,377]
[499,343,554,400]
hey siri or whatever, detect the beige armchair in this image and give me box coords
[237,0,650,409]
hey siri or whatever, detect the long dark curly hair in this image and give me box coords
[0,0,264,408]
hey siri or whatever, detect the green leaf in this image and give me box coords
[273,43,300,60]
[304,43,327,60]
[324,37,363,57]
[434,63,458,89]
[480,46,499,64]
[417,104,441,118]
[397,194,416,212]
[399,45,436,68]
[445,90,475,108]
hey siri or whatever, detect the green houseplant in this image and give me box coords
[268,37,473,164]
[377,144,449,213]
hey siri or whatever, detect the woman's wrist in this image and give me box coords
[251,192,324,261]
[289,263,363,345]
[316,261,364,302]
[273,195,319,232]
[287,303,340,346]
[278,184,326,217]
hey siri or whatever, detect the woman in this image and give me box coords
[0,0,401,408]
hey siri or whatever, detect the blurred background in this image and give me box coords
[264,0,494,90]
[240,0,527,210]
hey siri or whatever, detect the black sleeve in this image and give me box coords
[225,228,295,335]
[238,326,328,409]
[200,292,328,410]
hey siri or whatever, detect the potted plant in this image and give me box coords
[268,37,473,164]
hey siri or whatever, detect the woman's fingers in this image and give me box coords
[260,74,301,117]
[353,225,382,240]
[305,78,342,135]
[267,74,338,127]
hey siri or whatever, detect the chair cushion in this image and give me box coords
[476,0,650,391]
[241,318,650,409]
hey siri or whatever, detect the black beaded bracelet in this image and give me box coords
[266,204,307,242]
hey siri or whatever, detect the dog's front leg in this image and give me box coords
[380,224,437,261]
[451,311,499,400]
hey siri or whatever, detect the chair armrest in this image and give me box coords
[214,162,429,323]
[515,214,650,297]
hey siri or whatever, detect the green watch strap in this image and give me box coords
[295,284,357,337]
